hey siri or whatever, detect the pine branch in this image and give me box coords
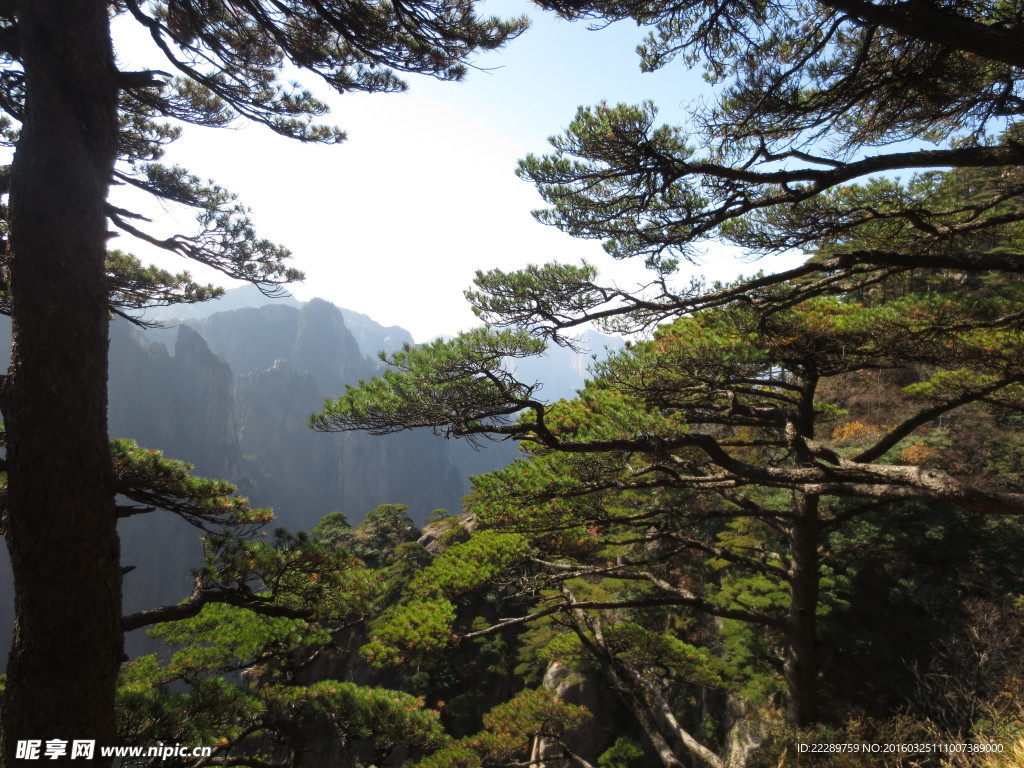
[122,582,311,632]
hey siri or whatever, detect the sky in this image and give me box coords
[111,0,803,342]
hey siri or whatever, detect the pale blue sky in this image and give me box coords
[112,1,802,341]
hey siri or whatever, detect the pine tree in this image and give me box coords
[315,282,1024,750]
[313,0,1024,759]
[0,2,524,764]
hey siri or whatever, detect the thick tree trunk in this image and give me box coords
[1,2,120,766]
[784,493,821,727]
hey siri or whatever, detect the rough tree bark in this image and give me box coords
[0,2,121,766]
[782,368,823,728]
[785,492,821,728]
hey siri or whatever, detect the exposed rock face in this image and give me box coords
[187,303,303,378]
[294,299,368,392]
[112,303,477,658]
[541,661,621,762]
[108,321,249,486]
[337,306,414,357]
[232,355,464,529]
[113,299,472,527]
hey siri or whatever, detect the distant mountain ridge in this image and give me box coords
[114,296,479,529]
[145,284,414,355]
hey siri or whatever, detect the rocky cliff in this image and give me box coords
[111,298,491,656]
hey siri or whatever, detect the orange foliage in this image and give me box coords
[901,442,938,465]
[831,421,881,445]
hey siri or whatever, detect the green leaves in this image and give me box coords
[135,0,528,110]
[147,603,331,679]
[361,530,533,667]
[198,528,376,622]
[119,606,446,758]
[517,101,702,269]
[468,262,607,336]
[410,531,532,599]
[481,687,590,742]
[500,0,1024,353]
[111,0,529,170]
[112,438,272,530]
[362,598,458,667]
[312,327,547,442]
[414,688,591,768]
[259,682,446,750]
[542,622,725,689]
[111,163,302,295]
[116,506,458,761]
[105,249,223,316]
[0,0,531,323]
[117,669,262,754]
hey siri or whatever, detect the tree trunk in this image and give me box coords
[1,2,120,766]
[784,492,821,727]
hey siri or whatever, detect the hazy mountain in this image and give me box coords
[145,285,414,356]
[0,292,621,664]
[509,330,626,403]
[336,306,415,357]
[143,283,302,323]
[116,306,459,507]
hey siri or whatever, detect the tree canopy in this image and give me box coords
[0,1,525,765]
[319,276,1024,747]
[458,0,1024,339]
[314,0,1024,762]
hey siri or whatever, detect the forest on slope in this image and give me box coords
[3,0,1024,767]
